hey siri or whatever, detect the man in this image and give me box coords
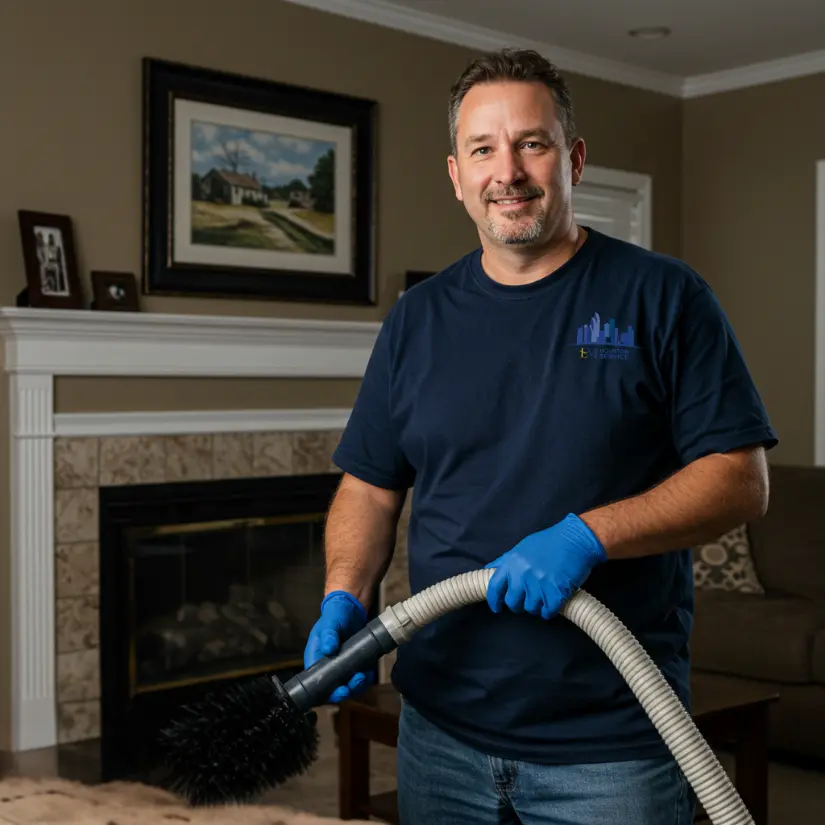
[304,48,777,824]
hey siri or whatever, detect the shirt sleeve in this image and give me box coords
[664,282,778,465]
[331,312,415,491]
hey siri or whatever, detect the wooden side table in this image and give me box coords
[333,684,402,823]
[334,675,778,825]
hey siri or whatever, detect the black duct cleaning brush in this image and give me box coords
[156,608,403,806]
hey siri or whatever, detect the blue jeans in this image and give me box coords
[397,699,696,825]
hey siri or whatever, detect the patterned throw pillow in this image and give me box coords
[693,523,765,594]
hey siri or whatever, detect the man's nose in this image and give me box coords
[493,149,526,185]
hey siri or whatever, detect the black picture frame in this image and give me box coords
[91,271,140,312]
[397,270,436,298]
[17,210,84,310]
[142,58,378,305]
[404,270,436,290]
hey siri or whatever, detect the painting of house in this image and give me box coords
[201,168,269,206]
[288,189,315,210]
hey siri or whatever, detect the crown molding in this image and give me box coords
[284,0,825,100]
[682,48,825,98]
[283,0,684,97]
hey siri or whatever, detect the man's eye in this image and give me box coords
[523,141,542,150]
[473,147,490,156]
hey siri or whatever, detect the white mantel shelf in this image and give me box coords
[0,306,380,751]
[0,306,382,376]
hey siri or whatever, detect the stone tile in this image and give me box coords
[213,433,253,478]
[379,647,397,685]
[99,436,166,486]
[377,494,411,685]
[57,700,100,744]
[56,595,99,653]
[165,434,212,482]
[326,429,344,471]
[55,542,98,598]
[252,431,293,476]
[54,438,99,489]
[55,488,98,544]
[57,648,100,702]
[293,431,335,475]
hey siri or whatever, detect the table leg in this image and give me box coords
[734,705,769,825]
[337,707,371,820]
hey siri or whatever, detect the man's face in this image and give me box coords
[447,81,585,248]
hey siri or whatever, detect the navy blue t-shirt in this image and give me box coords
[332,227,777,764]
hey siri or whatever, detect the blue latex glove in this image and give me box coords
[485,513,607,619]
[303,590,374,703]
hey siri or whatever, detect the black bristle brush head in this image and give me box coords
[155,674,319,806]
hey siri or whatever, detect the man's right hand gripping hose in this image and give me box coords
[304,590,374,703]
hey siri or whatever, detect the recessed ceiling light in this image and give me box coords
[628,26,671,39]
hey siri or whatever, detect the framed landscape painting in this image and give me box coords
[142,58,378,304]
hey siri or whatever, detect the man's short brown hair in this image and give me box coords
[448,48,577,155]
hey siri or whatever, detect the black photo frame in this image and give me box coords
[142,58,378,305]
[404,270,436,290]
[91,271,140,312]
[17,210,84,310]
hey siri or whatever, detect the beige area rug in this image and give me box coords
[0,777,372,825]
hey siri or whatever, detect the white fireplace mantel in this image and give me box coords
[0,307,381,751]
[0,306,381,377]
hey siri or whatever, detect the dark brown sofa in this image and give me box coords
[691,463,825,762]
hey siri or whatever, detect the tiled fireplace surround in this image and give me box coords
[0,307,411,752]
[53,429,411,745]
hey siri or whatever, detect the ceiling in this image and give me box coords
[285,0,825,97]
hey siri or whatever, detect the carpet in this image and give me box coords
[0,777,372,825]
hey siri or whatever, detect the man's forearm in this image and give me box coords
[579,446,769,560]
[323,475,406,610]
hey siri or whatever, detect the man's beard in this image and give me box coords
[485,202,548,245]
[483,186,547,245]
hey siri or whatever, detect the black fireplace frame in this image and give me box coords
[98,471,378,781]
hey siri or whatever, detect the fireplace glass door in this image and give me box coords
[98,472,367,781]
[128,513,324,695]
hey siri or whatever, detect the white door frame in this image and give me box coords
[581,164,653,250]
[816,160,825,466]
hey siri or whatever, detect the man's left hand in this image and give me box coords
[485,514,607,619]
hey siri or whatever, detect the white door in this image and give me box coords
[573,166,652,250]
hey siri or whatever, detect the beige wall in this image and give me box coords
[0,0,683,414]
[0,0,684,749]
[54,377,363,413]
[568,74,683,258]
[682,73,825,466]
[0,0,681,328]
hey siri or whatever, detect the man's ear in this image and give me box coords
[447,154,464,202]
[570,137,586,187]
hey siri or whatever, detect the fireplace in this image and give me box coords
[97,470,372,780]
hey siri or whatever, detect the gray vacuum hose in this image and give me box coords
[378,569,753,825]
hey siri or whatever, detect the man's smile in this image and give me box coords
[490,195,538,206]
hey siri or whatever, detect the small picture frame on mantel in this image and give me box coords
[398,270,436,299]
[17,210,84,309]
[91,271,140,312]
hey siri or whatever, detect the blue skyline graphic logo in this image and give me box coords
[571,311,638,361]
[575,311,636,347]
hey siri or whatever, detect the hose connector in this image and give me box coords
[378,602,419,644]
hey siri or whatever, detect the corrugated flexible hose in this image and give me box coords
[378,568,753,825]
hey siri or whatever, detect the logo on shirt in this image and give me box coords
[571,311,639,361]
